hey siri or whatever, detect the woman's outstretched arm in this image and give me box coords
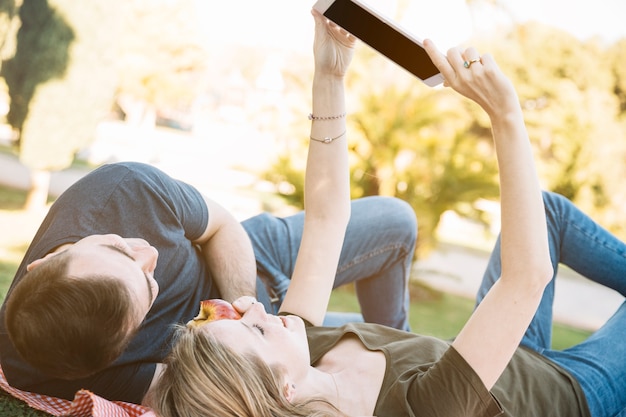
[425,41,553,390]
[278,10,356,325]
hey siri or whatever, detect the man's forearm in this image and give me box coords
[200,219,257,302]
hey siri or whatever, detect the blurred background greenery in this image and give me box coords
[0,0,624,253]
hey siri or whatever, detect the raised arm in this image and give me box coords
[278,10,356,325]
[425,41,553,389]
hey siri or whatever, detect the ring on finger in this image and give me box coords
[463,57,481,69]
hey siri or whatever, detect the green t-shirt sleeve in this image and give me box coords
[278,311,314,328]
[403,346,504,417]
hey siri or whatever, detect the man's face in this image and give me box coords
[30,234,160,324]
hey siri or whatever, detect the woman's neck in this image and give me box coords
[296,366,342,410]
[300,336,386,415]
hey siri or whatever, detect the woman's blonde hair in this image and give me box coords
[147,325,340,417]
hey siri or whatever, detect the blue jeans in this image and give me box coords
[477,191,626,417]
[241,196,416,331]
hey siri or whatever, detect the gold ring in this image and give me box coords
[463,58,481,69]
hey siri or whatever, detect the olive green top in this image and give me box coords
[306,322,590,417]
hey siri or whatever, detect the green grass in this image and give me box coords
[0,184,591,415]
[329,283,591,350]
[0,391,50,417]
[0,259,18,304]
[0,184,27,209]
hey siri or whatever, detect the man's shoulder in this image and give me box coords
[73,162,176,196]
[90,162,165,181]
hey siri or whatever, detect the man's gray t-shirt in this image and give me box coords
[0,162,217,402]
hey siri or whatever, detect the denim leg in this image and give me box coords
[476,191,626,350]
[476,191,626,417]
[339,197,416,331]
[542,301,626,417]
[241,196,417,331]
[538,192,626,417]
[541,192,626,296]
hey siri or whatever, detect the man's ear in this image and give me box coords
[26,252,60,271]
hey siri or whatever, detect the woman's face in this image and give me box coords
[201,302,311,378]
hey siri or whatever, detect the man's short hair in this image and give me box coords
[4,251,138,380]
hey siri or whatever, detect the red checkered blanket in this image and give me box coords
[0,365,155,417]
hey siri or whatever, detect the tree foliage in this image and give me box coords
[348,79,499,253]
[264,20,626,254]
[0,0,624,244]
[0,0,207,209]
[2,0,124,170]
[0,0,126,209]
[266,47,501,256]
[479,22,626,237]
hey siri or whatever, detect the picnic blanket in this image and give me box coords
[0,365,155,417]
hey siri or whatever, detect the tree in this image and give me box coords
[348,70,499,255]
[1,0,125,210]
[264,17,626,254]
[479,22,626,237]
[264,46,500,257]
[0,0,208,210]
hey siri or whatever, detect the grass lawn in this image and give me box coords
[329,283,591,350]
[0,184,591,415]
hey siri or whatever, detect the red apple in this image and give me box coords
[186,299,242,328]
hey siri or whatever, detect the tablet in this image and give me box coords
[313,0,444,86]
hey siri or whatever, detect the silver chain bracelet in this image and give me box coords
[308,113,346,121]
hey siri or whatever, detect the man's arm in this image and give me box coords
[144,197,257,402]
[193,196,257,302]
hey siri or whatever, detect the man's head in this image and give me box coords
[4,234,159,379]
